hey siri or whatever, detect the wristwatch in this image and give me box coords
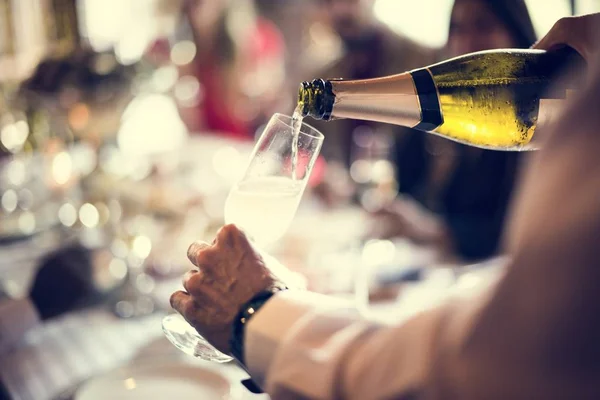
[229,286,287,365]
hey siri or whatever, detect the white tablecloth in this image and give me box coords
[0,308,263,400]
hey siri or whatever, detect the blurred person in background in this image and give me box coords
[368,0,537,262]
[305,0,437,170]
[150,0,287,140]
[253,0,309,92]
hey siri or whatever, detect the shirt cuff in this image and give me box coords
[244,290,352,385]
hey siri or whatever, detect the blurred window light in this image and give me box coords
[79,203,100,228]
[52,151,73,185]
[1,190,18,213]
[174,75,202,107]
[152,66,179,93]
[526,0,571,37]
[1,123,28,153]
[373,0,574,48]
[212,146,243,182]
[350,160,372,184]
[115,24,154,65]
[6,160,26,186]
[58,203,78,227]
[362,239,396,267]
[118,94,188,156]
[79,0,130,51]
[373,0,454,48]
[70,142,98,176]
[132,235,152,259]
[109,258,128,280]
[576,0,600,14]
[170,40,197,66]
[79,0,162,61]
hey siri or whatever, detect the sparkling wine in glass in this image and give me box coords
[162,113,324,362]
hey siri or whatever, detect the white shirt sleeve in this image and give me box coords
[244,291,354,385]
[245,289,455,400]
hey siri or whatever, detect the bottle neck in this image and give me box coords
[298,79,336,120]
[328,72,422,127]
[300,70,443,131]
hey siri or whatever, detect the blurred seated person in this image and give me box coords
[368,0,537,262]
[0,243,115,356]
[150,0,287,140]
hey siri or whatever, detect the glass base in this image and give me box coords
[161,313,233,363]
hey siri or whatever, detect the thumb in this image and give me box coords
[532,17,572,51]
[532,17,590,61]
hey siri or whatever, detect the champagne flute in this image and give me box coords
[162,113,324,362]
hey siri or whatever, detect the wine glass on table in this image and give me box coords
[162,113,324,362]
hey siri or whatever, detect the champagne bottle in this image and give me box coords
[298,48,583,151]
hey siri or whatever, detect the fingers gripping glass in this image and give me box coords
[162,114,324,362]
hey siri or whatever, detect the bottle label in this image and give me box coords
[409,69,444,132]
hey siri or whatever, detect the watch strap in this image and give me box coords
[230,287,286,365]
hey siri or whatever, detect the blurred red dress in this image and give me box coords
[199,19,284,140]
[148,21,325,185]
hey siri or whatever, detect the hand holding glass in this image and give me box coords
[162,113,323,361]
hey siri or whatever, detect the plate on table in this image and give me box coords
[75,362,234,400]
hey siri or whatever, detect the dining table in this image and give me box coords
[0,304,268,400]
[0,134,504,400]
[0,258,503,400]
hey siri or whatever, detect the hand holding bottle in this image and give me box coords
[299,45,583,151]
[533,13,600,63]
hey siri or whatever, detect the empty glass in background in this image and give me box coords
[162,113,324,362]
[348,126,399,212]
